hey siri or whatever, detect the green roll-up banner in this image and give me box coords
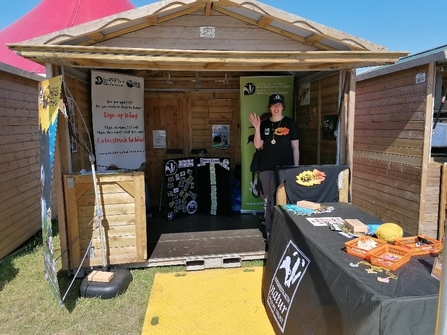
[240,76,294,213]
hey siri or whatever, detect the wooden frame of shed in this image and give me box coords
[7,0,407,270]
[0,62,60,260]
[355,45,447,239]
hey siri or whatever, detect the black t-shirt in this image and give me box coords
[259,116,299,171]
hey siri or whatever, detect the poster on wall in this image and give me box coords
[91,70,145,171]
[153,130,166,149]
[39,75,62,304]
[239,76,294,213]
[163,158,198,221]
[298,82,310,106]
[212,125,230,149]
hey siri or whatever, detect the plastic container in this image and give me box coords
[394,235,442,256]
[369,244,412,271]
[345,236,387,260]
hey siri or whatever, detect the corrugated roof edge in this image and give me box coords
[357,44,447,81]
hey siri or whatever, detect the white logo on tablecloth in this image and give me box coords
[267,240,310,333]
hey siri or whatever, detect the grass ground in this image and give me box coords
[0,226,263,335]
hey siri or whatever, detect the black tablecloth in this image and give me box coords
[275,165,348,203]
[262,203,439,335]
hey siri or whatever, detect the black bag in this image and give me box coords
[250,149,261,173]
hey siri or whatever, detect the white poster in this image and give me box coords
[91,70,145,171]
[153,130,166,149]
[298,82,310,106]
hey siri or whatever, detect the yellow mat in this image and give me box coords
[142,267,275,335]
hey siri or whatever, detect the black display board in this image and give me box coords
[196,157,232,216]
[163,157,198,221]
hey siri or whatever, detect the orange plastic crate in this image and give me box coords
[345,236,387,260]
[369,244,412,271]
[394,235,442,256]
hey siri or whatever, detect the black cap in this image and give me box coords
[268,94,285,105]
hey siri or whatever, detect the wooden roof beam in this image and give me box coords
[9,44,406,60]
[214,6,320,48]
[204,62,226,69]
[64,7,197,46]
[21,51,393,65]
[305,34,324,45]
[87,32,105,43]
[145,15,159,27]
[213,5,370,51]
[257,15,273,28]
[205,2,212,16]
[23,57,394,72]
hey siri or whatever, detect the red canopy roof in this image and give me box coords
[0,0,136,74]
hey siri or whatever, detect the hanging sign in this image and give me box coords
[91,70,145,171]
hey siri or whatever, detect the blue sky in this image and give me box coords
[0,0,444,56]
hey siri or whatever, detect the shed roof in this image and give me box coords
[0,61,43,81]
[0,0,136,74]
[357,44,447,81]
[7,0,408,74]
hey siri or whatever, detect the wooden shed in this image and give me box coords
[7,0,406,270]
[0,62,58,260]
[355,45,447,239]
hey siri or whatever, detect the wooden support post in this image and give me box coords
[438,163,447,240]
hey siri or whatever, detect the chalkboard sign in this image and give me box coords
[163,158,198,221]
[196,158,232,216]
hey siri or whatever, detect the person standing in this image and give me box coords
[248,94,299,243]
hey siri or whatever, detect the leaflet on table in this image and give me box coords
[431,250,443,280]
[306,217,344,227]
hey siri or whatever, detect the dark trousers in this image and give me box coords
[259,170,275,234]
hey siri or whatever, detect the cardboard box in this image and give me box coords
[344,219,368,233]
[296,200,321,210]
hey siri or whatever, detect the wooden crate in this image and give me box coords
[63,172,147,269]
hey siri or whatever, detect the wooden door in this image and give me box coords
[144,92,189,208]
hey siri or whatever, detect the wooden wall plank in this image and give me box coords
[353,64,434,235]
[296,73,339,165]
[63,172,146,269]
[0,69,42,260]
[96,11,316,52]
